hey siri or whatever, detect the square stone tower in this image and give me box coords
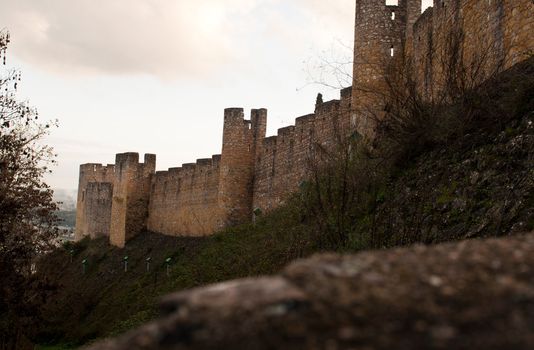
[109,153,156,248]
[217,108,267,228]
[351,0,421,139]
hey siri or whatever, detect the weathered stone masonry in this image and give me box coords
[351,0,533,138]
[76,0,533,247]
[76,91,352,248]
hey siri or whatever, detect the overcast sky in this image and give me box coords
[1,0,433,190]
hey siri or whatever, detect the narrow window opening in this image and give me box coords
[390,46,395,57]
[391,11,395,20]
[93,164,97,172]
[441,0,445,8]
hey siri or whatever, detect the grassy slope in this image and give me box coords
[35,58,534,347]
[36,207,314,346]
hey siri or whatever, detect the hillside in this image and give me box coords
[35,58,533,348]
[88,232,534,350]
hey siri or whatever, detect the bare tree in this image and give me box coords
[375,23,529,161]
[297,18,533,250]
[0,29,60,350]
[300,40,353,91]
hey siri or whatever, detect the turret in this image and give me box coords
[75,163,115,241]
[404,0,423,47]
[218,108,267,227]
[251,108,267,160]
[109,152,156,248]
[352,0,421,139]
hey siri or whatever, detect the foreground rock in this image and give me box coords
[88,233,534,350]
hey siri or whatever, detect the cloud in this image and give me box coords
[1,0,261,78]
[1,0,433,79]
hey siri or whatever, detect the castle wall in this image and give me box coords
[352,0,532,139]
[503,0,533,67]
[84,182,113,238]
[76,0,533,246]
[109,153,156,248]
[147,156,221,236]
[404,0,423,47]
[75,163,115,240]
[218,108,266,225]
[452,0,532,73]
[411,0,533,100]
[253,89,352,213]
[412,8,434,98]
[352,0,422,139]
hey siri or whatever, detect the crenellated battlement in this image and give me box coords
[252,88,352,212]
[263,136,277,147]
[78,163,116,181]
[75,93,350,244]
[147,152,223,236]
[277,126,295,137]
[295,114,315,126]
[315,99,339,114]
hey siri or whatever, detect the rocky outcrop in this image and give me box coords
[87,233,534,350]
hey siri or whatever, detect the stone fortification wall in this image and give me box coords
[84,182,113,238]
[147,156,221,236]
[76,0,532,247]
[352,0,533,140]
[218,108,266,226]
[412,0,533,100]
[75,163,115,240]
[76,93,350,246]
[76,109,267,246]
[109,153,156,248]
[253,88,352,213]
[412,7,434,98]
[352,0,421,139]
[502,0,533,67]
[148,107,267,236]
